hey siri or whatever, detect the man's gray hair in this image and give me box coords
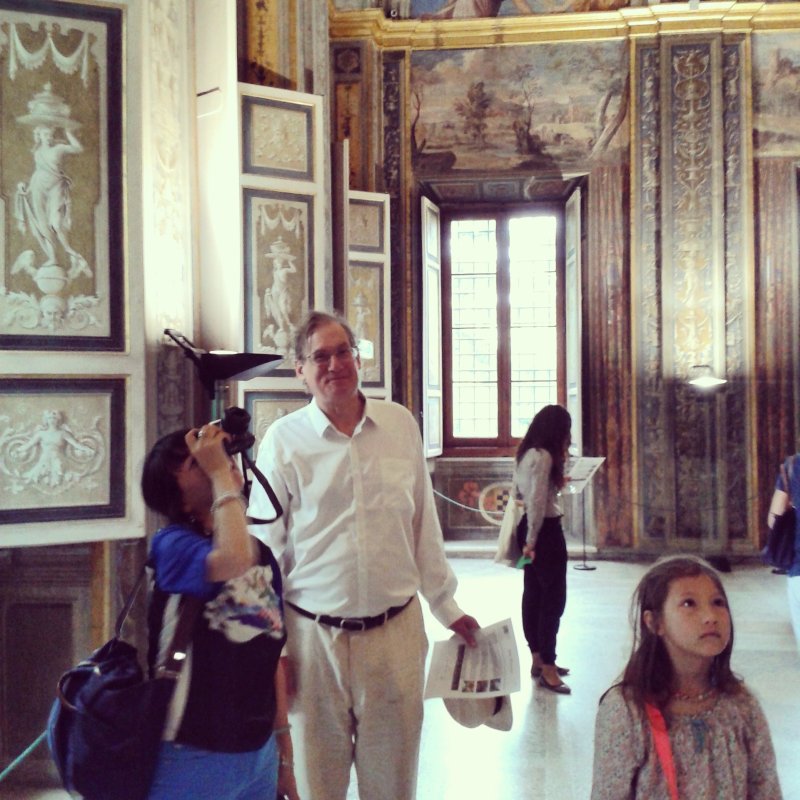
[293,309,357,362]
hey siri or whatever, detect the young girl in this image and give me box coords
[513,404,572,694]
[591,555,782,799]
[141,425,300,800]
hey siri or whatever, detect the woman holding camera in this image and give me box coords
[141,424,300,800]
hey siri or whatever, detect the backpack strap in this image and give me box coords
[645,703,679,800]
[113,561,204,680]
[114,563,149,639]
[154,595,205,680]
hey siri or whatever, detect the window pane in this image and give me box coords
[451,275,495,327]
[450,219,498,438]
[508,215,558,439]
[451,219,497,271]
[453,383,498,438]
[510,327,557,381]
[510,385,559,438]
[452,329,497,382]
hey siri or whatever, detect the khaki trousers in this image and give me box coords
[285,596,428,800]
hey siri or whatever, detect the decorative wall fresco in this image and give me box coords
[0,1,123,350]
[243,188,313,366]
[410,41,628,180]
[752,32,800,158]
[0,377,125,525]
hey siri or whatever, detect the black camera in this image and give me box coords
[213,406,283,521]
[216,406,255,455]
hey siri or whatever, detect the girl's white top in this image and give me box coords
[512,448,562,549]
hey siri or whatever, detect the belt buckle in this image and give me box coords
[339,617,366,631]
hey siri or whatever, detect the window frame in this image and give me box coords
[441,202,566,457]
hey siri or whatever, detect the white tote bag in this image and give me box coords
[494,500,523,567]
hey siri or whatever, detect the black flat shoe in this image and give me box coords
[531,665,570,679]
[538,675,572,695]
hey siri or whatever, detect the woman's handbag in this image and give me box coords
[494,497,524,567]
[47,564,203,800]
[763,456,797,571]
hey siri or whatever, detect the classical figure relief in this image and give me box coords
[249,196,310,359]
[14,91,90,276]
[262,238,297,346]
[347,266,381,384]
[0,408,104,494]
[249,394,308,457]
[0,9,119,345]
[250,103,309,175]
[5,83,98,332]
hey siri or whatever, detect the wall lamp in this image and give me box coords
[164,329,283,399]
[687,364,727,390]
[163,328,285,518]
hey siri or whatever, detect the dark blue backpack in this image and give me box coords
[47,567,200,800]
[47,637,174,800]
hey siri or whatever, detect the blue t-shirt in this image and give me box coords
[148,524,286,752]
[775,457,800,577]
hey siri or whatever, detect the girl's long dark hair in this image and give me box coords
[515,404,571,488]
[616,554,741,711]
[140,429,192,524]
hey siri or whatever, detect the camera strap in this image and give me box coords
[240,450,284,524]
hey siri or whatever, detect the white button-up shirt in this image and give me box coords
[513,448,563,548]
[248,396,463,627]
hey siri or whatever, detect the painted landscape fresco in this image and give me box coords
[752,32,800,158]
[410,41,629,178]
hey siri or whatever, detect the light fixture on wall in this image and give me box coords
[164,328,282,409]
[163,328,284,519]
[687,364,727,390]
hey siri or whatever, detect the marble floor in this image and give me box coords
[362,557,800,800]
[2,557,798,800]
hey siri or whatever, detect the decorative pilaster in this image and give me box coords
[633,34,755,552]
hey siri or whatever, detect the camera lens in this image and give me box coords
[220,406,255,455]
[221,407,250,435]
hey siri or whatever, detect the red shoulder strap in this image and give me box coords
[645,703,679,800]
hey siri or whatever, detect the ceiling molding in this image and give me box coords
[329,2,800,50]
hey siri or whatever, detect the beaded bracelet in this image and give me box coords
[210,491,244,514]
[279,757,293,769]
[273,724,292,736]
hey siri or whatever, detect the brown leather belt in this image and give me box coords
[287,597,413,631]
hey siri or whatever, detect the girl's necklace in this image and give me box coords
[671,686,716,702]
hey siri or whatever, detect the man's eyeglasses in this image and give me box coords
[305,345,358,367]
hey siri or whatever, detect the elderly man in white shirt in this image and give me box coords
[249,309,479,800]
